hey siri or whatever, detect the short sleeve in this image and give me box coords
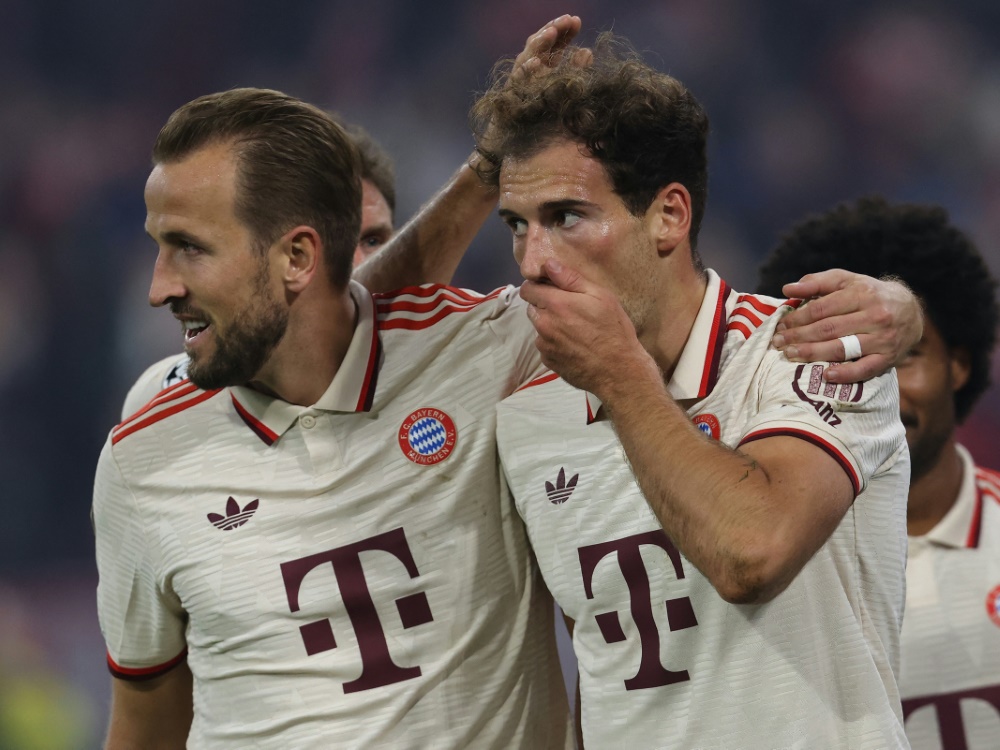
[93,438,187,679]
[738,354,905,495]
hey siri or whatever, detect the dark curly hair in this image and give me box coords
[470,33,710,251]
[757,196,998,422]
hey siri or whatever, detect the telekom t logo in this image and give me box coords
[280,527,433,694]
[903,684,1000,749]
[579,530,698,690]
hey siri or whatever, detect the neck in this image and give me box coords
[250,286,358,406]
[643,264,709,381]
[907,437,964,536]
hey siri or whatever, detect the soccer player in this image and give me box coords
[469,36,911,747]
[102,17,920,748]
[93,88,571,748]
[757,196,1000,750]
[121,120,402,403]
[342,120,397,266]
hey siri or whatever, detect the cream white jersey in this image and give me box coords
[900,444,1000,749]
[497,271,910,749]
[95,281,571,749]
[121,352,190,419]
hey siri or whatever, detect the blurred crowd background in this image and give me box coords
[3,0,1000,746]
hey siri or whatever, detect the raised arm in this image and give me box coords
[105,664,193,749]
[770,269,922,383]
[353,15,584,292]
[353,153,498,291]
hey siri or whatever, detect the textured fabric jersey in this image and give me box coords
[900,444,1000,749]
[496,271,909,749]
[121,352,190,419]
[95,281,571,749]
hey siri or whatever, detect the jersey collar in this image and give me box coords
[585,270,731,422]
[922,444,982,549]
[229,280,381,445]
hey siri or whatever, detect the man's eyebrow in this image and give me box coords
[498,199,599,220]
[539,199,598,212]
[148,229,210,248]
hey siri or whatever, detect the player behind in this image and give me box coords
[340,119,397,266]
[474,33,910,747]
[94,87,572,748]
[757,195,1000,750]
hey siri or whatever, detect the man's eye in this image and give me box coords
[180,242,203,256]
[558,211,581,228]
[361,234,386,249]
[508,218,527,237]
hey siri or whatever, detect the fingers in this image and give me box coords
[512,15,582,80]
[780,268,856,300]
[777,290,863,332]
[772,309,871,350]
[822,355,893,384]
[775,328,876,363]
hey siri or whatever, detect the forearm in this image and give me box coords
[600,358,802,603]
[353,152,498,291]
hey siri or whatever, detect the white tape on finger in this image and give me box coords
[838,334,862,361]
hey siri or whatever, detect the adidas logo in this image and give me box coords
[545,468,578,505]
[208,497,259,530]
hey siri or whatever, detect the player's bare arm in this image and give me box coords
[104,662,193,749]
[522,262,855,604]
[771,269,922,383]
[354,15,585,293]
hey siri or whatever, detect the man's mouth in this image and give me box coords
[183,319,211,345]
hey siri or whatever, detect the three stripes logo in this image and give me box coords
[208,497,259,530]
[545,468,579,505]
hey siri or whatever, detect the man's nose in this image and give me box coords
[148,250,186,308]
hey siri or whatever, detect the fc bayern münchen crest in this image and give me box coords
[692,413,720,440]
[398,408,457,465]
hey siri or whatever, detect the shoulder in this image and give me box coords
[112,382,225,449]
[121,354,191,420]
[374,284,520,332]
[975,463,1000,505]
[726,292,796,342]
[499,372,582,417]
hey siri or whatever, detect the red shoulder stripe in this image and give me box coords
[379,290,504,331]
[112,389,222,445]
[118,380,197,430]
[376,295,485,315]
[107,649,187,682]
[731,306,764,327]
[514,371,559,393]
[373,284,485,304]
[736,294,779,316]
[726,320,754,340]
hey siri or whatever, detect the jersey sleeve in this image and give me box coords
[93,438,187,679]
[121,354,190,420]
[738,352,905,495]
[484,286,546,390]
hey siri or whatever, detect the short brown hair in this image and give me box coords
[471,34,710,249]
[153,88,361,288]
[343,120,396,218]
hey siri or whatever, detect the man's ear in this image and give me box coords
[951,346,972,392]
[646,182,692,256]
[279,226,322,293]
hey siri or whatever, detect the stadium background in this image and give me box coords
[2,0,1000,746]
